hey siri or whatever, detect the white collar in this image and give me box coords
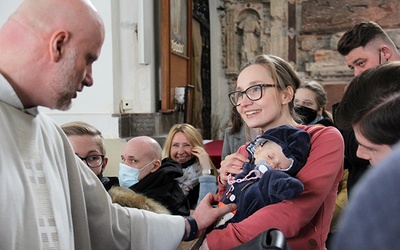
[0,74,39,116]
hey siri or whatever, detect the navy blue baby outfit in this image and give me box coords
[219,125,310,227]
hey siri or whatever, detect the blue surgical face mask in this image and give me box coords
[119,160,154,188]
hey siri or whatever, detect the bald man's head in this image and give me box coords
[120,136,163,178]
[10,0,103,34]
[0,0,105,110]
[125,136,163,161]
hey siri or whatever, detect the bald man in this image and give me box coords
[119,136,190,216]
[0,0,235,249]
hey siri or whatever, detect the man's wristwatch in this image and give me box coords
[202,169,214,175]
[184,216,198,241]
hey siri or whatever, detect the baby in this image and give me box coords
[217,125,311,227]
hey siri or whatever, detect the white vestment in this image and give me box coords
[0,75,184,249]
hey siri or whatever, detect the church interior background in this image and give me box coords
[167,0,400,139]
[2,0,398,176]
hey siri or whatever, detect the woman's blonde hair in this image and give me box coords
[162,123,218,174]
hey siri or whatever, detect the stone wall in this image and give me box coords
[120,0,400,140]
[219,0,400,113]
[299,0,400,110]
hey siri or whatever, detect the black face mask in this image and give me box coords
[295,106,318,125]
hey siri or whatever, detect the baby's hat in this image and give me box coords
[247,125,311,176]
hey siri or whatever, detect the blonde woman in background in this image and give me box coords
[162,124,218,209]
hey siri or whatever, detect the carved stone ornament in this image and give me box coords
[218,0,271,82]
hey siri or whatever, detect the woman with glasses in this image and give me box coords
[202,54,344,250]
[61,121,119,191]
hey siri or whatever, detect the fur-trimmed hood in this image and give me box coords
[108,186,171,214]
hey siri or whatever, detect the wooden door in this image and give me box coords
[160,0,192,113]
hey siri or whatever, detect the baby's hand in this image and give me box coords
[219,153,246,185]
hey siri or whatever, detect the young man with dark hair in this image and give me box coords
[335,21,400,196]
[338,21,400,76]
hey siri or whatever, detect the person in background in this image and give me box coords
[294,80,346,245]
[336,21,400,196]
[294,80,334,126]
[338,21,400,76]
[222,105,260,160]
[162,123,219,209]
[202,54,344,249]
[0,0,235,248]
[120,136,190,216]
[331,61,400,249]
[62,122,171,214]
[61,121,119,191]
[334,62,400,167]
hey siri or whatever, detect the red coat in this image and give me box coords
[207,125,344,250]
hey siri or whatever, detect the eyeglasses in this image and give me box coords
[228,84,276,106]
[79,155,104,168]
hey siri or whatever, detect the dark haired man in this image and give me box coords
[335,21,400,196]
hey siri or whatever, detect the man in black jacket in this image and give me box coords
[336,21,400,196]
[119,136,190,216]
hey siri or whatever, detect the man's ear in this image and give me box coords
[380,45,391,62]
[281,86,295,105]
[150,159,161,173]
[49,30,69,62]
[102,157,109,171]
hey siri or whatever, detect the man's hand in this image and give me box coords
[191,193,236,237]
